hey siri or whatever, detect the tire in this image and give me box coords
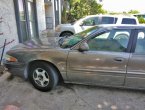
[28,62,58,92]
[60,32,73,37]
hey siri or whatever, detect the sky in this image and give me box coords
[98,0,145,13]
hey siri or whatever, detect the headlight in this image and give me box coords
[55,26,61,32]
[4,54,18,62]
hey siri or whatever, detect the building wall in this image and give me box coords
[42,0,62,37]
[45,3,54,29]
[0,0,61,56]
[0,0,19,55]
[0,0,48,55]
[44,0,62,30]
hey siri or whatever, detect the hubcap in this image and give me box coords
[33,68,49,87]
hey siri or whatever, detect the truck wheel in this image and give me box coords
[60,32,73,37]
[28,62,58,92]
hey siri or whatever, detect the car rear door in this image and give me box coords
[67,28,132,86]
[125,29,145,88]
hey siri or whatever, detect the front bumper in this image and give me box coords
[4,61,26,79]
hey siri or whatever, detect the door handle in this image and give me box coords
[114,57,124,62]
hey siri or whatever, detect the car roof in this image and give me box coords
[85,14,137,19]
[97,24,145,29]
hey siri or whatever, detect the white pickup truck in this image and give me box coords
[55,15,139,37]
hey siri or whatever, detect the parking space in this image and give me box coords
[0,77,145,110]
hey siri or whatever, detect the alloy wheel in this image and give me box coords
[33,68,49,87]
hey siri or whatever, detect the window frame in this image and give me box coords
[86,29,132,52]
[13,0,39,43]
[132,29,145,54]
[82,17,99,26]
[121,18,137,24]
[71,27,136,53]
[100,17,118,24]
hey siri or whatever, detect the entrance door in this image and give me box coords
[14,0,38,42]
[27,0,37,38]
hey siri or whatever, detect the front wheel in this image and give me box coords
[28,62,58,92]
[60,32,73,37]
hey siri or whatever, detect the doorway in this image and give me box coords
[14,0,38,42]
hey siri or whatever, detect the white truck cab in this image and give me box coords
[55,15,139,37]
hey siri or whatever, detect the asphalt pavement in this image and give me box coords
[0,77,145,110]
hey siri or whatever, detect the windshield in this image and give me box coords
[71,17,85,25]
[59,26,99,48]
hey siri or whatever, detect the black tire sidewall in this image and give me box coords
[61,32,73,37]
[28,62,58,92]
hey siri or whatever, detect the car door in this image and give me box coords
[79,17,100,31]
[67,28,132,86]
[125,29,145,88]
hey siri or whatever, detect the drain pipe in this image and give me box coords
[0,39,6,65]
[0,39,11,82]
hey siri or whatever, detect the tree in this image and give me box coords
[62,0,70,23]
[62,0,107,23]
[128,10,140,14]
[138,16,145,24]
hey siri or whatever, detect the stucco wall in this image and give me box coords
[0,0,47,56]
[0,0,19,56]
[36,0,46,36]
[0,0,60,57]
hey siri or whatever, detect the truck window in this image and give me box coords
[101,17,117,24]
[83,17,99,26]
[121,18,137,24]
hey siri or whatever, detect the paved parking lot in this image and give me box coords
[0,77,145,110]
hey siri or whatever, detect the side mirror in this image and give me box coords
[79,22,84,26]
[79,42,89,52]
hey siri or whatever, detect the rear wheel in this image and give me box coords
[28,62,58,92]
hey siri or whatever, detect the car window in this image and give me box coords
[83,17,99,26]
[121,18,137,24]
[135,30,145,53]
[59,26,100,48]
[113,31,130,48]
[101,17,117,24]
[87,29,131,52]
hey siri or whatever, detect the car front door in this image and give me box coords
[67,29,132,86]
[125,29,145,88]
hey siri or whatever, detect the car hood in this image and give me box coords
[11,37,61,50]
[59,23,74,28]
[60,23,72,26]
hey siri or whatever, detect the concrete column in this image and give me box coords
[36,0,46,36]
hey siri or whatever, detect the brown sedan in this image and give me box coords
[4,25,145,91]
